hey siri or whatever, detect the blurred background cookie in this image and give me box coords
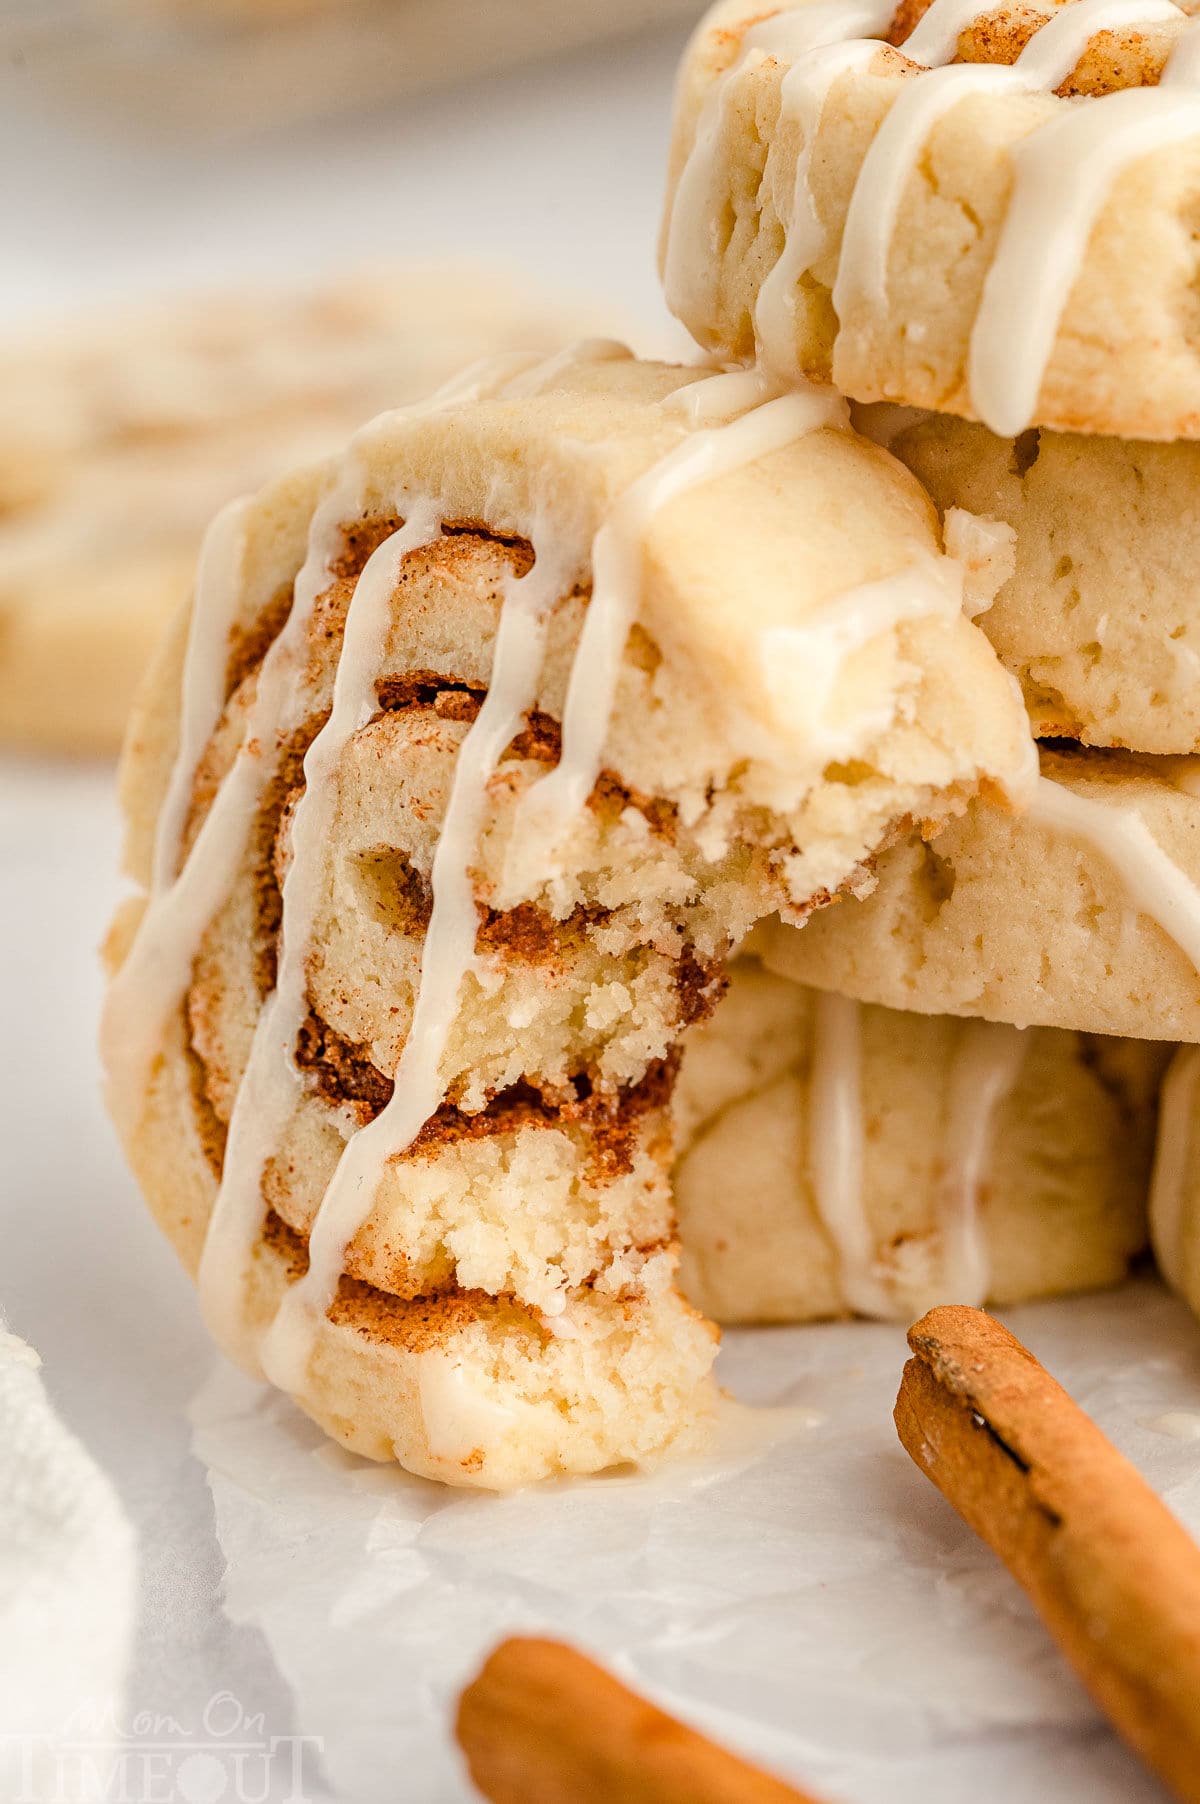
[8,0,705,135]
[0,267,600,754]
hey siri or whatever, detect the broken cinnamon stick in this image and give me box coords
[895,1304,1200,1804]
[455,1636,826,1804]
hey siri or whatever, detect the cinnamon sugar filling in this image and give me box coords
[293,1005,680,1177]
[260,1208,674,1346]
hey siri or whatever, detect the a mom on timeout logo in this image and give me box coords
[5,1691,324,1804]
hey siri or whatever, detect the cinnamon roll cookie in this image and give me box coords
[856,407,1200,755]
[661,0,1200,438]
[675,958,1167,1323]
[759,742,1200,1040]
[102,348,1032,1487]
[0,269,592,755]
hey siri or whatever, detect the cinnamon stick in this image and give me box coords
[455,1636,826,1804]
[895,1305,1200,1804]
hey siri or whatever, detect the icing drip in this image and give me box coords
[759,552,965,759]
[665,0,894,341]
[970,79,1200,436]
[151,497,250,894]
[1149,1044,1200,1293]
[753,6,895,377]
[198,496,446,1368]
[1030,775,1200,975]
[836,65,1024,318]
[807,994,1024,1318]
[900,0,1001,63]
[807,992,894,1315]
[258,528,578,1390]
[101,350,545,1126]
[511,380,849,869]
[662,41,768,331]
[837,0,1182,324]
[937,1020,1027,1305]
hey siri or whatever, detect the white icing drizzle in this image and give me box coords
[753,0,896,377]
[970,78,1200,436]
[151,496,250,894]
[665,0,893,342]
[662,40,768,331]
[257,526,578,1391]
[101,350,546,1127]
[198,496,447,1369]
[837,0,1181,323]
[663,365,798,425]
[512,381,849,866]
[1030,774,1200,975]
[190,344,641,1377]
[759,552,965,760]
[807,991,895,1316]
[670,0,1195,434]
[937,1020,1027,1305]
[900,0,996,63]
[1149,1043,1200,1293]
[1033,763,1200,1306]
[807,993,1024,1318]
[836,64,1022,318]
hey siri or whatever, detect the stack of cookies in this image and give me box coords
[103,0,1200,1488]
[663,0,1200,1331]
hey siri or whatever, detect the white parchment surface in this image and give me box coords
[191,1279,1200,1804]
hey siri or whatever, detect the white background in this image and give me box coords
[2,16,1200,1803]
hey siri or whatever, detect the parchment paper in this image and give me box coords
[191,1280,1200,1803]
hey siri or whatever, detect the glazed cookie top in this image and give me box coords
[661,0,1200,438]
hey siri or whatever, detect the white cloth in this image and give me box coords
[0,1326,136,1802]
